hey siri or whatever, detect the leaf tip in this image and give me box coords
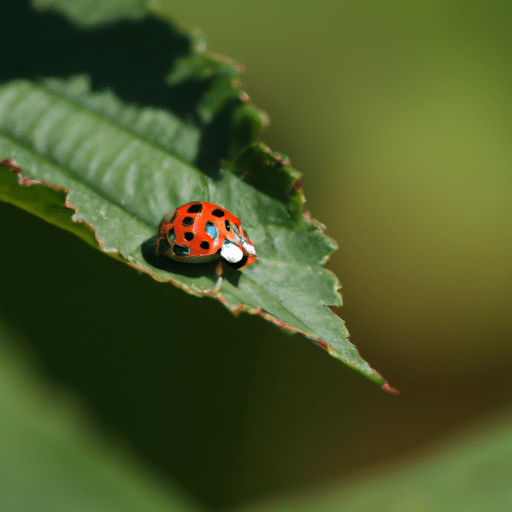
[381,381,400,395]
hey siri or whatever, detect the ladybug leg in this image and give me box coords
[213,260,224,291]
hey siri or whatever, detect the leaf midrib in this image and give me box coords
[37,79,202,172]
[0,132,155,232]
[0,79,211,225]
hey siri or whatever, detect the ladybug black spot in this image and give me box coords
[200,241,210,250]
[184,232,194,241]
[167,227,175,242]
[224,220,230,231]
[187,203,203,213]
[173,244,190,257]
[182,216,194,227]
[212,208,225,217]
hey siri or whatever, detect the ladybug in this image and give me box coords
[156,202,257,273]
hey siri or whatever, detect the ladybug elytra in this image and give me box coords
[156,202,257,271]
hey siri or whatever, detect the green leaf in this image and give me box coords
[32,0,148,26]
[0,315,206,512]
[243,412,512,512]
[0,5,393,388]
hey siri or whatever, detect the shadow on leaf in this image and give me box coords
[141,235,242,288]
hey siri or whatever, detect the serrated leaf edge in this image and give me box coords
[1,159,398,390]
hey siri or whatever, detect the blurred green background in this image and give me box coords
[1,0,512,510]
[170,0,512,497]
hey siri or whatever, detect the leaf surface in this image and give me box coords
[0,316,205,512]
[0,5,393,388]
[243,412,512,512]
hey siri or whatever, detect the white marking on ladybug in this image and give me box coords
[220,241,244,263]
[243,240,257,256]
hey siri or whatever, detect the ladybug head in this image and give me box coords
[220,232,257,269]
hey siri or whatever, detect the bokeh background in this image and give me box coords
[1,1,512,510]
[170,0,512,497]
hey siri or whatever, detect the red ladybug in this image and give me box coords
[156,202,257,272]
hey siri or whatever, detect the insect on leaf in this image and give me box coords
[0,5,396,391]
